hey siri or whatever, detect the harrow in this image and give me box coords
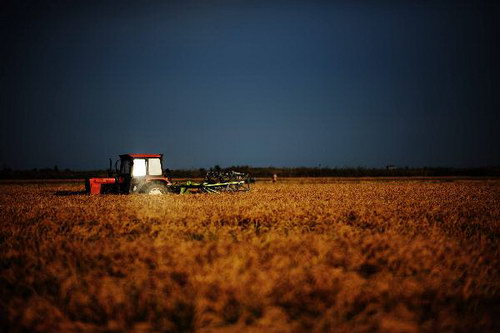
[171,171,250,194]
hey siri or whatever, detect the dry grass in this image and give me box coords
[0,180,499,332]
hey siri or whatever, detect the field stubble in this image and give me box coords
[0,180,499,332]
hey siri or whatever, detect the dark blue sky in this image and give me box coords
[1,0,498,170]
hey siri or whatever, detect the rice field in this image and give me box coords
[0,179,498,332]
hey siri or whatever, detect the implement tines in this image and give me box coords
[203,170,250,193]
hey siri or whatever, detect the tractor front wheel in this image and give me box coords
[142,183,168,195]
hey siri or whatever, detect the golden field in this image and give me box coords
[0,179,498,332]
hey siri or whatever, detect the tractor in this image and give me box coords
[85,153,250,195]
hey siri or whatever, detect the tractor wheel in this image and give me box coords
[143,183,168,195]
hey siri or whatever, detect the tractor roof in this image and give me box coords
[120,154,163,159]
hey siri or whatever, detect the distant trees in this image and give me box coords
[0,166,499,180]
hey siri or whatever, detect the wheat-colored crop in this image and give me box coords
[0,180,498,332]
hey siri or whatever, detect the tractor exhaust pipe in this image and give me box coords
[108,158,112,177]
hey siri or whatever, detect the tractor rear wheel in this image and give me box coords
[142,183,168,195]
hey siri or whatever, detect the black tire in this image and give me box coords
[142,183,168,195]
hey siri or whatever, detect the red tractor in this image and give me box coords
[85,153,250,195]
[85,154,171,195]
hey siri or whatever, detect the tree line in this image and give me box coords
[1,165,499,179]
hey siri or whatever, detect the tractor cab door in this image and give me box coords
[119,158,149,193]
[130,158,147,192]
[118,158,133,193]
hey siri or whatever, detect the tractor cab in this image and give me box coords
[116,154,171,194]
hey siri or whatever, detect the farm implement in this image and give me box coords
[85,153,250,195]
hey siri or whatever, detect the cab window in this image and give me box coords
[148,158,162,176]
[121,160,131,174]
[132,159,147,177]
